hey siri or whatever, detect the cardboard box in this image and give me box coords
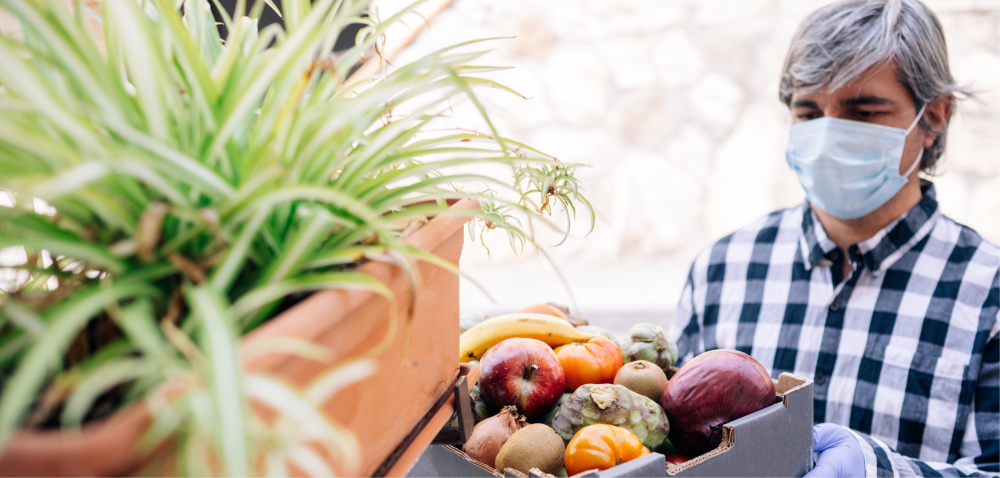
[407,373,813,478]
[667,373,814,477]
[405,445,668,478]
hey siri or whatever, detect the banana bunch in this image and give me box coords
[459,313,598,362]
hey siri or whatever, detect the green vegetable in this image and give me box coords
[447,383,492,428]
[659,437,683,455]
[575,326,619,348]
[621,323,679,370]
[470,384,492,424]
[537,393,571,427]
[551,384,669,450]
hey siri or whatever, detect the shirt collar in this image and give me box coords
[800,207,838,271]
[800,182,940,273]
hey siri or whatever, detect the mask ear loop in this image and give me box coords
[902,147,923,178]
[904,104,928,135]
[901,104,928,178]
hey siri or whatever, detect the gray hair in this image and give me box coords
[779,0,968,173]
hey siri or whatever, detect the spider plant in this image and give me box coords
[466,189,525,259]
[0,0,592,474]
[514,162,593,246]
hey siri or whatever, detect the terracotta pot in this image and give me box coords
[382,362,480,477]
[0,198,479,477]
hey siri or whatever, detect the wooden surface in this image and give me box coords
[0,401,152,477]
[384,363,480,477]
[243,198,478,476]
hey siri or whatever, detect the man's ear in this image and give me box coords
[922,93,953,148]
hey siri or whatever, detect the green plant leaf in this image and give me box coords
[185,283,248,477]
[114,299,173,364]
[241,336,333,364]
[0,233,128,275]
[303,358,376,405]
[0,281,155,447]
[231,272,392,324]
[61,356,153,428]
[0,0,595,471]
[245,373,363,475]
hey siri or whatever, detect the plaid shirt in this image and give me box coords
[671,183,999,476]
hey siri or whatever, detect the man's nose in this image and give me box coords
[820,106,843,119]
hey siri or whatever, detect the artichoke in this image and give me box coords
[551,384,669,450]
[470,384,492,424]
[574,325,620,348]
[621,323,678,370]
[446,384,493,429]
[538,393,572,427]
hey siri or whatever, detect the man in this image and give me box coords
[670,0,999,476]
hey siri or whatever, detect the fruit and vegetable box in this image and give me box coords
[407,309,815,477]
[408,370,814,477]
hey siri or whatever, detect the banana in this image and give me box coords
[459,313,599,362]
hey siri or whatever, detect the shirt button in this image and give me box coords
[829,251,840,261]
[829,302,841,312]
[815,374,827,385]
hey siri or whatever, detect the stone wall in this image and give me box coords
[389,0,1000,333]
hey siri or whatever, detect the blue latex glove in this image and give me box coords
[804,423,867,478]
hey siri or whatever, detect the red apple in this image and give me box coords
[478,338,566,419]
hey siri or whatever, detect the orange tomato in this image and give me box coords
[517,304,568,320]
[564,424,650,475]
[553,337,623,392]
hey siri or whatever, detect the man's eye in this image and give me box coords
[858,110,882,118]
[797,113,819,120]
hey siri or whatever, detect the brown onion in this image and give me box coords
[462,405,526,468]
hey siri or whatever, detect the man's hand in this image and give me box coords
[804,423,866,478]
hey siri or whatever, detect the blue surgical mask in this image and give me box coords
[785,106,926,220]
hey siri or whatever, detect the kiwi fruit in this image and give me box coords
[614,360,669,402]
[494,424,565,475]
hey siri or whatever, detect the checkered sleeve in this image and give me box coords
[854,313,1000,477]
[671,266,702,366]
